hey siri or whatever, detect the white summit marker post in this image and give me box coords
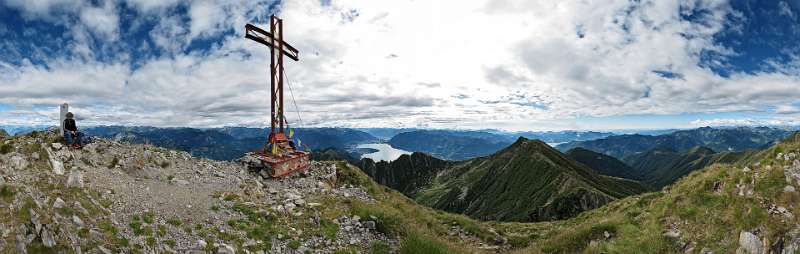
[59,103,68,136]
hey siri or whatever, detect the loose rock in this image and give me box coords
[737,231,763,254]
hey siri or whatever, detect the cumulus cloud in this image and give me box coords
[1,0,800,130]
[775,105,800,114]
[690,117,800,127]
[188,0,225,39]
[3,0,81,18]
[124,0,181,13]
[79,1,119,40]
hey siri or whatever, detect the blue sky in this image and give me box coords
[0,0,799,131]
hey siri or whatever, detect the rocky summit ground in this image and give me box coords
[0,130,399,253]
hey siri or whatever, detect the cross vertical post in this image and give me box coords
[269,17,277,133]
[244,15,309,177]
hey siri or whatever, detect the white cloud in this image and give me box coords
[690,117,800,127]
[4,0,121,42]
[776,105,800,114]
[779,1,795,18]
[3,0,81,18]
[124,0,181,13]
[2,0,800,130]
[188,0,225,39]
[79,1,120,40]
[149,14,189,54]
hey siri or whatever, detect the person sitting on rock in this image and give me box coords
[63,112,85,149]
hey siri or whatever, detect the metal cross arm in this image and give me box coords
[245,23,300,61]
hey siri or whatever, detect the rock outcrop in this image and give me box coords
[0,130,396,253]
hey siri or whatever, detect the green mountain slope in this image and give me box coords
[625,146,758,189]
[566,147,642,180]
[358,152,452,196]
[410,138,647,222]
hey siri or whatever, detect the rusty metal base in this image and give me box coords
[250,150,311,178]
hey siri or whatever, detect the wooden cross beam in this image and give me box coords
[245,15,299,136]
[245,23,299,61]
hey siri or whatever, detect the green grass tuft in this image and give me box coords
[0,143,13,154]
[142,211,155,224]
[320,218,339,239]
[166,218,182,226]
[287,240,301,249]
[0,185,15,200]
[370,241,391,254]
[399,232,452,254]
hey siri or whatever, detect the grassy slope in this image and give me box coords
[494,133,800,253]
[338,133,800,253]
[334,161,500,253]
[627,146,759,189]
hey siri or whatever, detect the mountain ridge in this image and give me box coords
[556,126,791,159]
[420,137,647,221]
[362,137,647,222]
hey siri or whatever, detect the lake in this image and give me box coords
[356,143,411,162]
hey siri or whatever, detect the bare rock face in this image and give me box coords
[40,227,56,248]
[52,197,65,209]
[67,170,84,188]
[45,147,65,175]
[783,228,800,254]
[737,231,763,254]
[785,160,800,185]
[10,155,27,170]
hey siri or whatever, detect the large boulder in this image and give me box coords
[737,231,763,254]
[10,154,28,170]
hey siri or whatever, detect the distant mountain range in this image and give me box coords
[360,137,647,222]
[387,130,517,160]
[352,128,419,140]
[83,126,378,161]
[556,126,792,160]
[0,125,49,135]
[386,130,625,160]
[512,130,615,143]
